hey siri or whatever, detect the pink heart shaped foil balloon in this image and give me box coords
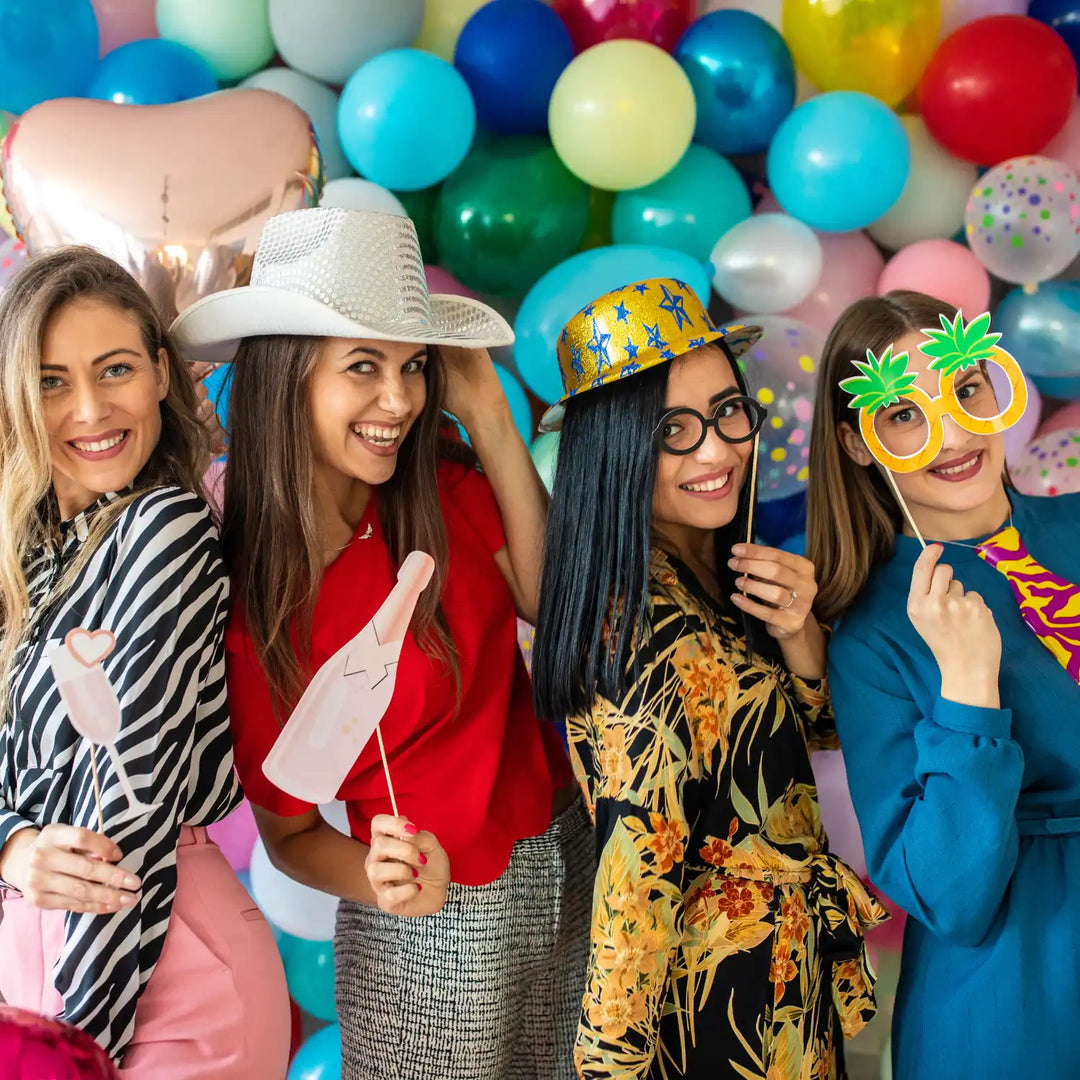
[1,90,323,322]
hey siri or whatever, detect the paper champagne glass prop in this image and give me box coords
[262,551,435,807]
[48,629,161,829]
[839,311,1028,547]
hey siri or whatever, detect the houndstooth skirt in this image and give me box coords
[335,797,594,1080]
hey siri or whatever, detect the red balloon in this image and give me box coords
[551,0,695,53]
[0,1007,118,1080]
[918,15,1077,164]
[288,998,303,1062]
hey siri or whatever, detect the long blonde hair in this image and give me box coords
[806,290,958,624]
[0,247,209,711]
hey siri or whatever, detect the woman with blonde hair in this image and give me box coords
[807,289,1080,1079]
[0,247,289,1077]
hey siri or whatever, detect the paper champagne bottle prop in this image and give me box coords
[48,629,160,828]
[262,550,435,806]
[977,527,1080,685]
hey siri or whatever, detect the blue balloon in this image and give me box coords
[779,532,806,557]
[996,281,1080,399]
[90,40,218,106]
[755,490,806,543]
[767,91,910,233]
[201,365,232,428]
[1030,0,1080,68]
[288,1024,342,1080]
[612,144,751,263]
[455,0,573,135]
[0,0,98,114]
[514,245,713,403]
[674,10,795,156]
[278,933,336,1022]
[339,49,475,191]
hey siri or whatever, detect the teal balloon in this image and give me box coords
[456,365,534,445]
[530,432,560,493]
[612,144,751,263]
[513,244,713,404]
[435,137,589,296]
[278,933,336,1022]
[288,1024,342,1080]
[202,365,232,428]
[996,282,1080,398]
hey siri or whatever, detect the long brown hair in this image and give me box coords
[222,336,466,708]
[806,290,958,624]
[0,246,209,715]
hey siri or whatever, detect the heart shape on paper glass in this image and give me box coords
[65,628,116,668]
[0,89,323,324]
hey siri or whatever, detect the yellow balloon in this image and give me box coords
[782,0,941,108]
[413,0,488,61]
[548,41,695,192]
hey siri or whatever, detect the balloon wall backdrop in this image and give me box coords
[5,1,1080,1071]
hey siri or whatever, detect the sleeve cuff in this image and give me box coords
[932,696,1012,740]
[0,811,35,890]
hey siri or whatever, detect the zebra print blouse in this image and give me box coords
[0,485,241,1062]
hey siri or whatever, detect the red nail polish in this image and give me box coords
[403,823,419,836]
[418,853,428,866]
[416,883,422,892]
[411,867,419,878]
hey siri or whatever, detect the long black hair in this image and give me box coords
[532,342,772,722]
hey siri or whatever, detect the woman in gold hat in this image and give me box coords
[531,278,885,1079]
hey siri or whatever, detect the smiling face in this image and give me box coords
[651,345,757,537]
[41,297,169,519]
[308,336,428,490]
[841,329,1007,521]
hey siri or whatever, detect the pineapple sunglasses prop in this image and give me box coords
[840,311,1028,476]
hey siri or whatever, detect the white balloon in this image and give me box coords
[269,0,425,85]
[241,67,351,181]
[320,177,407,217]
[249,838,339,942]
[319,800,351,835]
[710,213,822,314]
[867,116,976,251]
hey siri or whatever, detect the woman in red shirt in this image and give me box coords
[171,207,588,1079]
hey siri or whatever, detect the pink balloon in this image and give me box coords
[940,0,1027,37]
[810,749,866,879]
[1042,98,1080,175]
[91,0,158,57]
[207,799,259,872]
[782,231,885,335]
[425,264,480,300]
[877,239,991,316]
[1038,400,1080,438]
[202,457,225,516]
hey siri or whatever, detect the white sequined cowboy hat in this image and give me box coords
[170,206,514,364]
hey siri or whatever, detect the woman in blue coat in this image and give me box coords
[806,290,1080,1079]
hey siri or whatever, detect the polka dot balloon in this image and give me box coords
[964,155,1080,286]
[1011,428,1080,497]
[736,315,824,503]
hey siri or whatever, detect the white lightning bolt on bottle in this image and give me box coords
[262,551,435,804]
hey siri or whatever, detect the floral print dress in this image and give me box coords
[569,551,886,1080]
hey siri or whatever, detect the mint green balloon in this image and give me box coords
[156,0,275,82]
[530,432,560,494]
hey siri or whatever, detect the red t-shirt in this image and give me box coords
[225,460,571,886]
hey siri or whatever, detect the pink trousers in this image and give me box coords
[0,827,290,1079]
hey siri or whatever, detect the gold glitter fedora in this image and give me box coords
[538,278,762,431]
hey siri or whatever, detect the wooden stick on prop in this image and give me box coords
[745,432,760,549]
[375,725,399,818]
[884,470,927,549]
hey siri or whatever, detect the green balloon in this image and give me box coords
[434,136,590,297]
[530,431,560,494]
[394,184,441,265]
[156,0,275,82]
[580,188,615,252]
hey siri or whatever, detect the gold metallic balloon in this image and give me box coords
[1,89,323,321]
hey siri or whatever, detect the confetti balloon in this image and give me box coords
[964,156,1080,286]
[1010,428,1080,496]
[737,315,824,502]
